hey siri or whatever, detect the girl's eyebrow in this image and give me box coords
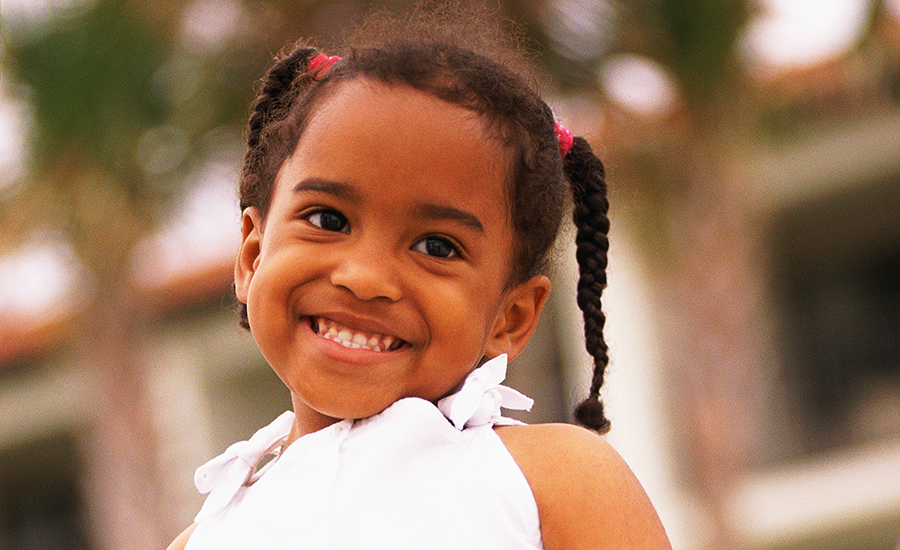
[294,177,484,233]
[293,178,361,201]
[414,204,484,233]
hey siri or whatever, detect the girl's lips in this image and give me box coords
[309,317,406,352]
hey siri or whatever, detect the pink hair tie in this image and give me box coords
[554,121,574,158]
[308,53,340,80]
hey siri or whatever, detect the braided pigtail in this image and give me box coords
[237,45,322,330]
[565,136,612,434]
[240,45,322,212]
[247,48,313,147]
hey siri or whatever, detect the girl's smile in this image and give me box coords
[234,78,550,438]
[310,316,403,352]
[302,310,413,368]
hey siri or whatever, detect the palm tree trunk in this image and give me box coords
[65,167,167,550]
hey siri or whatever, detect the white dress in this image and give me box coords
[185,355,544,549]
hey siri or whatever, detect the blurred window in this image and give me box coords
[0,432,92,550]
[771,175,900,455]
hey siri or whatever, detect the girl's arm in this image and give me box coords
[496,423,671,550]
[166,524,197,550]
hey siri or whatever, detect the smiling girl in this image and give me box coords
[168,6,670,549]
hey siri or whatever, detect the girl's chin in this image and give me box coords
[306,398,395,423]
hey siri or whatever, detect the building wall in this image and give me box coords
[1,113,899,550]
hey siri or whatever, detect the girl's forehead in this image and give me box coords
[284,79,512,212]
[308,77,502,144]
[308,78,508,158]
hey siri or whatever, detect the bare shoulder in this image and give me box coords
[166,524,197,550]
[495,423,671,550]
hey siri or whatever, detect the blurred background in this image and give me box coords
[1,0,899,548]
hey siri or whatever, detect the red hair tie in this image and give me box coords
[554,121,574,158]
[308,53,340,80]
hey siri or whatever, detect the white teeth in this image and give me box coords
[313,318,400,352]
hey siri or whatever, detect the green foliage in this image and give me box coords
[620,0,751,108]
[7,0,168,184]
[654,0,749,103]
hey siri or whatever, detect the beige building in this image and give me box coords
[1,19,900,550]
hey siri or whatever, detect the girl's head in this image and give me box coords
[234,8,611,433]
[241,43,565,289]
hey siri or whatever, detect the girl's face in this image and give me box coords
[235,79,549,435]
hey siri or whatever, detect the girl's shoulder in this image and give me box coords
[494,423,671,550]
[166,523,197,550]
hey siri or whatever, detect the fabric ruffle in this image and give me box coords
[192,354,531,522]
[437,354,533,429]
[193,410,295,523]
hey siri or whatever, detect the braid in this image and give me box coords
[237,45,320,329]
[565,137,612,434]
[240,45,320,212]
[247,47,312,148]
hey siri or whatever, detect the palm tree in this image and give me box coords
[530,1,894,547]
[1,0,272,545]
[604,3,757,548]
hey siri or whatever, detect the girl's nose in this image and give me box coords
[329,245,402,302]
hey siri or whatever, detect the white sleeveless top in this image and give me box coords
[185,355,544,549]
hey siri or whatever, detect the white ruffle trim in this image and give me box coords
[192,354,532,521]
[437,354,533,430]
[192,411,295,523]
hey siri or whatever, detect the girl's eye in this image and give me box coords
[413,236,458,259]
[307,210,349,233]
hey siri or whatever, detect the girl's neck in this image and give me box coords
[287,398,343,445]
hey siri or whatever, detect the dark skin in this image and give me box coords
[497,423,672,549]
[169,81,671,550]
[169,426,671,550]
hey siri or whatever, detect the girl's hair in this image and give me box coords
[236,8,611,433]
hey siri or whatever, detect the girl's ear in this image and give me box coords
[234,207,263,303]
[484,275,551,361]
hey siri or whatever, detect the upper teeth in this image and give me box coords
[315,318,398,352]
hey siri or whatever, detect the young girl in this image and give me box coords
[169,7,670,550]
